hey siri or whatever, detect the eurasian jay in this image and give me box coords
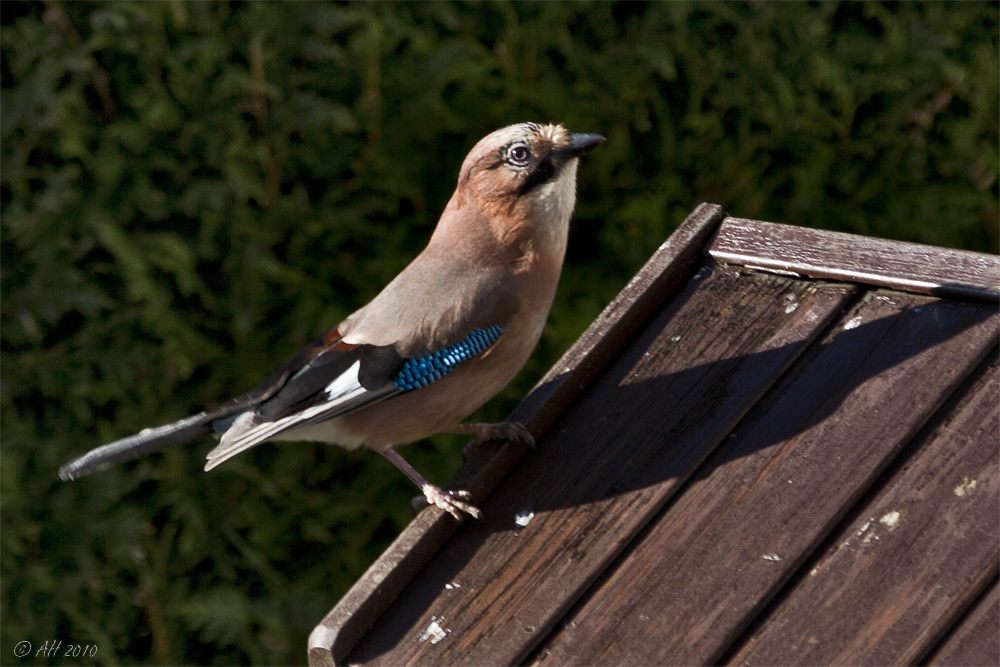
[59,122,604,519]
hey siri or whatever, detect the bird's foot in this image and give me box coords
[416,484,482,520]
[457,421,535,460]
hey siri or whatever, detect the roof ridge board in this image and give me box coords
[709,218,1000,302]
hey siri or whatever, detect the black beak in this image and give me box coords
[557,132,606,159]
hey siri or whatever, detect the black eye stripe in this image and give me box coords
[516,157,555,197]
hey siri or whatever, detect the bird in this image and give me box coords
[59,122,605,519]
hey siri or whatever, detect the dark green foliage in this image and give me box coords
[2,1,996,664]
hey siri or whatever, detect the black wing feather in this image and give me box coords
[252,343,403,422]
[59,330,339,480]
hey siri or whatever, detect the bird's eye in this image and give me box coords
[506,144,531,165]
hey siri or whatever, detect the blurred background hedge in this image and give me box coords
[2,1,996,664]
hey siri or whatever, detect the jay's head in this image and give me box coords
[452,123,605,234]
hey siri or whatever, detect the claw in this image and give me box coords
[422,484,482,520]
[488,422,535,446]
[460,421,535,460]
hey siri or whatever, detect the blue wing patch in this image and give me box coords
[393,325,503,391]
[202,325,505,468]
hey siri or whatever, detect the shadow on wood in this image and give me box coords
[347,260,997,664]
[309,205,1000,667]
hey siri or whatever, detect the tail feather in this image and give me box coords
[59,328,345,482]
[58,413,215,481]
[203,384,398,471]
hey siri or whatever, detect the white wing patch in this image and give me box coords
[204,359,392,471]
[325,360,363,399]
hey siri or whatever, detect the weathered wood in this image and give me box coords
[709,218,1000,301]
[925,579,1000,667]
[314,207,1000,667]
[347,264,857,665]
[532,292,999,666]
[449,203,726,498]
[307,203,725,666]
[729,353,999,665]
[307,510,464,667]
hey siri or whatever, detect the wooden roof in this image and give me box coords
[308,203,1000,666]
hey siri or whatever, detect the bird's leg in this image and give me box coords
[448,422,535,460]
[380,448,481,520]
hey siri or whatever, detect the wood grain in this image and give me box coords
[925,579,1000,667]
[729,353,999,665]
[532,292,999,666]
[347,264,857,666]
[307,203,725,666]
[710,218,1000,301]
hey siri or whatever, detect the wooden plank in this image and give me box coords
[347,264,858,665]
[307,203,726,666]
[728,353,1000,665]
[449,203,725,497]
[532,292,999,667]
[709,218,1000,301]
[926,579,1000,667]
